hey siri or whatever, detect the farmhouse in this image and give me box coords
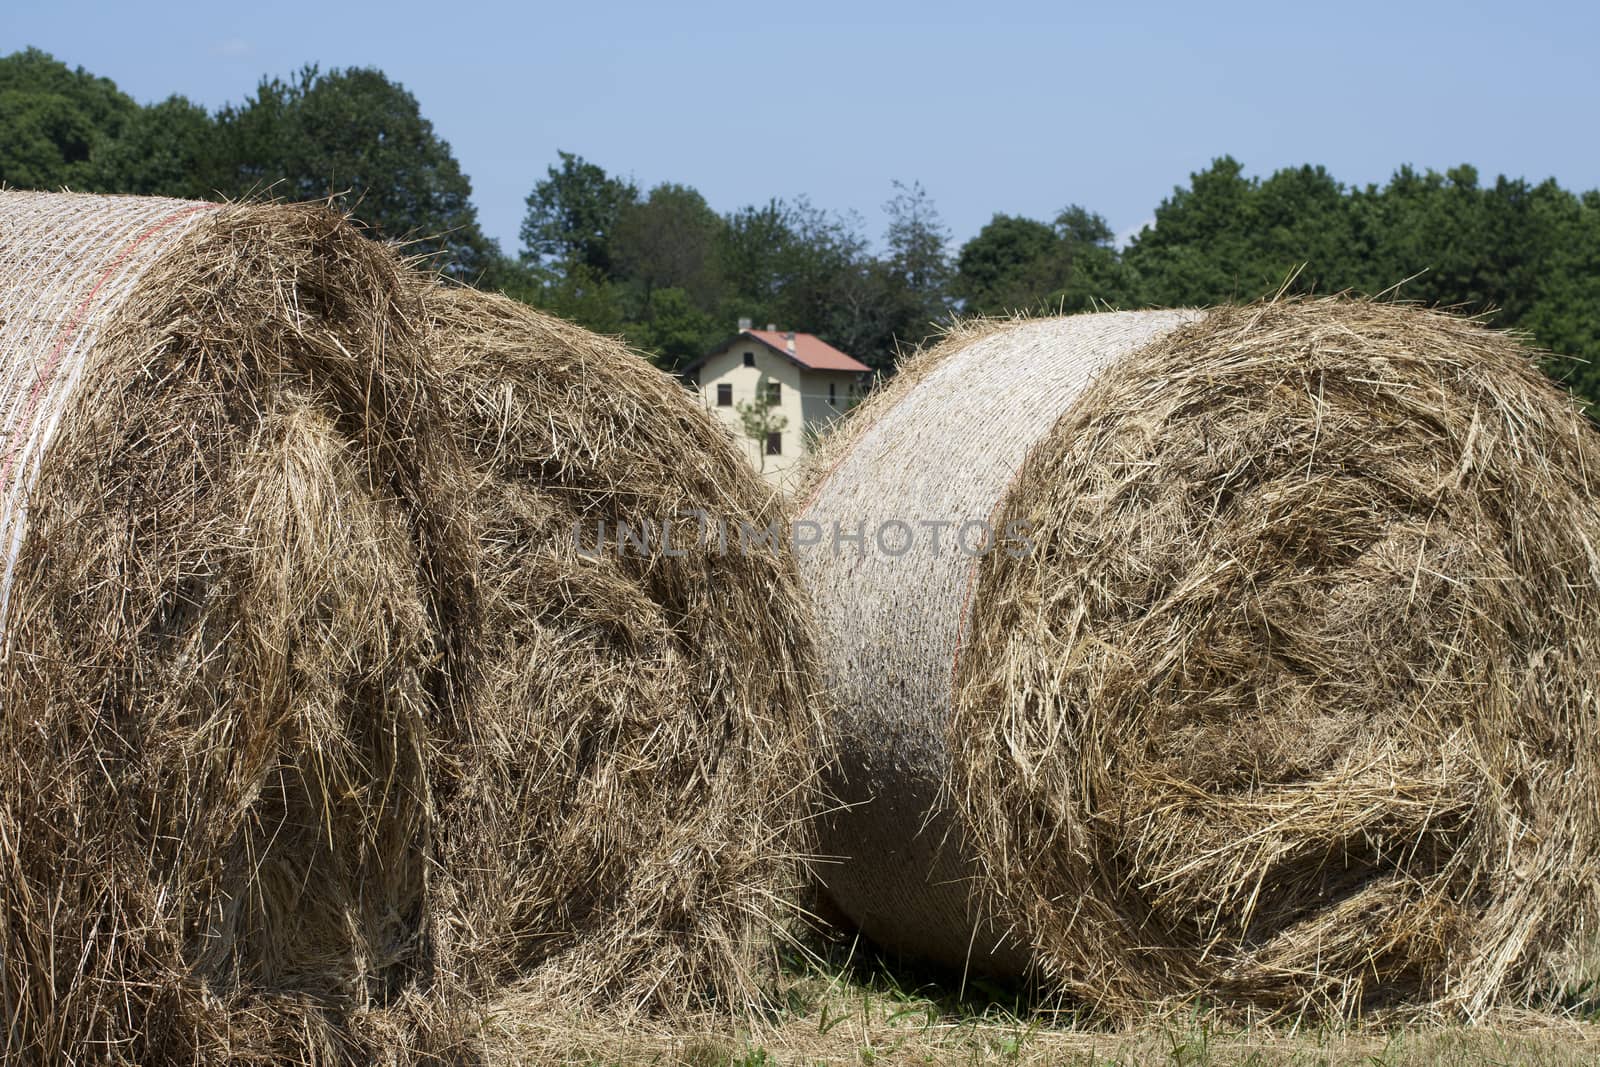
[683,320,870,485]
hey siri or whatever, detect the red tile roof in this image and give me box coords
[745,330,871,373]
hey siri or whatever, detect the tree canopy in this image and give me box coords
[0,47,137,190]
[212,65,494,275]
[0,51,492,276]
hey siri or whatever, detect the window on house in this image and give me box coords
[765,431,782,456]
[743,351,755,367]
[828,381,837,406]
[716,383,733,406]
[766,381,781,404]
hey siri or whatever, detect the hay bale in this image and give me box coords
[0,192,825,1058]
[0,190,475,1062]
[415,285,822,1015]
[797,311,1200,975]
[798,299,1600,1018]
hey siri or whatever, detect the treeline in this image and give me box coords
[4,48,1598,404]
[0,48,494,274]
[506,157,953,372]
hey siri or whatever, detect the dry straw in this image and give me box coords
[0,191,821,1063]
[0,190,477,1062]
[418,284,822,1019]
[800,298,1600,1021]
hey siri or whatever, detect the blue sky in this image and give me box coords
[5,0,1598,256]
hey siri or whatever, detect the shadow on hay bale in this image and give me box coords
[0,191,822,1063]
[797,298,1600,1020]
[419,285,822,1018]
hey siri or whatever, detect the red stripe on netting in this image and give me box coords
[0,203,216,496]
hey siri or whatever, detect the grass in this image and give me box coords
[478,934,1600,1066]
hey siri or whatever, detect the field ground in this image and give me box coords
[480,942,1600,1066]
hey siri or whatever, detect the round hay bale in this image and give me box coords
[419,285,822,1015]
[799,299,1600,1018]
[0,190,476,1063]
[796,311,1200,975]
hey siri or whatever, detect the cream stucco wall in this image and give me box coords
[694,341,863,488]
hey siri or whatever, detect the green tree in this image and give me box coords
[716,187,960,372]
[213,65,494,275]
[1117,157,1600,413]
[520,151,638,277]
[719,198,794,313]
[954,205,1131,316]
[954,214,1060,313]
[883,181,952,310]
[91,95,216,198]
[735,374,789,474]
[0,48,136,190]
[1123,156,1265,304]
[1126,160,1367,304]
[613,182,724,305]
[1049,205,1134,311]
[1512,186,1600,407]
[776,201,885,368]
[1249,164,1362,292]
[508,262,628,337]
[1353,165,1489,305]
[633,287,719,370]
[609,182,727,364]
[877,180,954,345]
[717,196,888,367]
[1352,166,1564,321]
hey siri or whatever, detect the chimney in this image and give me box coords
[786,331,796,353]
[765,323,777,332]
[737,317,752,331]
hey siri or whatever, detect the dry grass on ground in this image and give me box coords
[478,942,1600,1066]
